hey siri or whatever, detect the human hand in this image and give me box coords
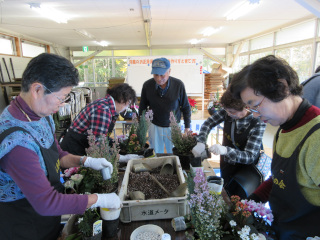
[184,128,190,133]
[209,144,227,155]
[119,154,143,163]
[192,142,205,157]
[84,157,113,173]
[91,193,122,209]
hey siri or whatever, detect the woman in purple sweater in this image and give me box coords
[0,53,121,240]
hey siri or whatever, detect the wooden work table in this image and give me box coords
[105,158,229,240]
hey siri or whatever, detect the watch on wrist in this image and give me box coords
[80,156,86,167]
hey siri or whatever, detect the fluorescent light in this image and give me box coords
[190,39,202,45]
[29,3,69,24]
[202,27,222,37]
[74,29,95,39]
[95,41,109,47]
[225,0,261,21]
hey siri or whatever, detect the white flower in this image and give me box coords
[229,220,237,227]
[64,180,74,189]
[78,217,83,223]
[70,174,84,185]
[250,233,259,240]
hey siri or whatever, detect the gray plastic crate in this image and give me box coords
[119,156,189,223]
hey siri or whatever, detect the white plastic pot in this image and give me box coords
[100,207,121,221]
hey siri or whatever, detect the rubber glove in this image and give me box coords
[91,193,121,209]
[84,157,113,173]
[209,144,227,155]
[119,154,143,163]
[191,142,205,157]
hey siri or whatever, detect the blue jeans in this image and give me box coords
[148,123,173,154]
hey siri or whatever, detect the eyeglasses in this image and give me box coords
[246,97,265,113]
[42,85,70,104]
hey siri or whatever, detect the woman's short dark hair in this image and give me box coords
[220,88,246,111]
[21,53,79,93]
[107,83,136,104]
[230,55,303,102]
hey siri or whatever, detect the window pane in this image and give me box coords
[0,37,14,55]
[251,34,273,51]
[275,44,312,82]
[241,41,249,53]
[233,55,249,73]
[276,21,314,45]
[114,49,149,56]
[233,44,239,54]
[315,43,320,71]
[249,51,273,63]
[115,58,127,78]
[21,42,46,57]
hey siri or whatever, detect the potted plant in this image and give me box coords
[118,109,153,156]
[186,168,275,240]
[169,111,199,170]
[207,91,222,115]
[188,98,198,114]
[62,130,120,239]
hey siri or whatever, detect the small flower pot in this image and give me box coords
[172,147,194,170]
[100,208,121,221]
[102,217,120,239]
[190,157,201,167]
[207,176,224,194]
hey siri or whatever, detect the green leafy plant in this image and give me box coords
[119,109,153,154]
[77,208,101,238]
[169,111,197,154]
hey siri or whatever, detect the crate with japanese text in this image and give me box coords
[118,156,189,223]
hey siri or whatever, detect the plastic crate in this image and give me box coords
[119,156,189,223]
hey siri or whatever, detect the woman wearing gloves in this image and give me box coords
[192,89,266,196]
[230,55,320,239]
[0,53,121,240]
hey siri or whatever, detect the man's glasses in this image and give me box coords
[246,97,265,113]
[42,85,70,104]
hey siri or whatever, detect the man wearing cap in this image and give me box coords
[139,57,191,153]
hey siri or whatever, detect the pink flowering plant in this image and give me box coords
[169,111,197,154]
[62,129,120,194]
[186,168,227,239]
[186,168,274,240]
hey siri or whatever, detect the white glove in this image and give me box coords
[91,193,121,209]
[192,142,206,157]
[119,154,143,163]
[209,144,227,155]
[84,157,113,173]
